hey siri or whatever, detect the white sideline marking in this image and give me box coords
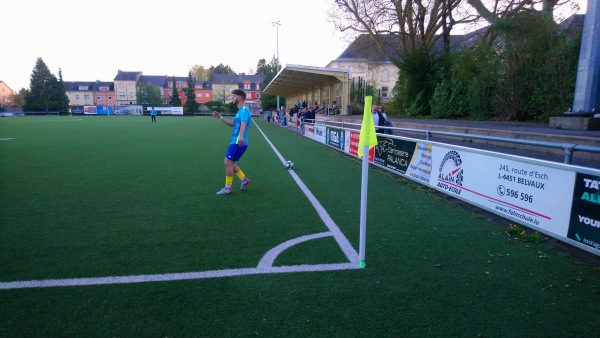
[0,264,360,290]
[0,120,360,290]
[0,138,15,141]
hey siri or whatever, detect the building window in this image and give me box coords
[381,86,389,98]
[108,96,112,100]
[97,96,103,100]
[75,95,79,99]
[382,69,390,82]
[205,93,209,98]
[243,82,250,90]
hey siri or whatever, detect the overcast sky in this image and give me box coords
[1,0,587,92]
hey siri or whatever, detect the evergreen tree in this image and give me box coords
[184,71,199,113]
[259,56,283,111]
[23,58,69,113]
[208,63,236,79]
[255,59,268,75]
[56,69,69,112]
[24,58,54,112]
[170,77,182,106]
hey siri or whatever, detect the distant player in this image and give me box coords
[213,89,251,195]
[151,107,157,123]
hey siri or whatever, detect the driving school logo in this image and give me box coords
[437,150,464,195]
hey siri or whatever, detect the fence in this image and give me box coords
[319,120,600,165]
[287,117,600,256]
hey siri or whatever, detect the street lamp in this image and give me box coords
[272,20,281,111]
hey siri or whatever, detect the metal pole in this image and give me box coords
[272,21,281,112]
[359,144,369,268]
[569,0,600,115]
[563,145,574,164]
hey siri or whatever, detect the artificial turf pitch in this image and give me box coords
[1,116,599,336]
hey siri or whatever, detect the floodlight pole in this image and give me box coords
[272,20,281,112]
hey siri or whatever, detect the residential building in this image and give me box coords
[92,81,116,106]
[64,81,96,106]
[114,70,142,105]
[194,81,213,104]
[212,74,263,108]
[326,35,400,103]
[164,76,188,105]
[326,31,486,103]
[64,81,115,107]
[0,81,14,107]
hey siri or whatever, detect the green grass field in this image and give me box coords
[1,116,599,337]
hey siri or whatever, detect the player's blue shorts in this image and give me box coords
[225,144,248,161]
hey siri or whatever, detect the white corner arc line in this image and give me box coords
[258,232,333,268]
[253,121,359,265]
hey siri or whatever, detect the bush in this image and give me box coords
[429,79,470,119]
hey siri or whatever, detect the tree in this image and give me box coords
[184,71,199,113]
[190,65,209,81]
[213,85,231,103]
[205,100,225,113]
[466,0,572,25]
[136,83,163,109]
[209,63,236,79]
[170,77,182,106]
[330,0,475,116]
[258,56,283,111]
[55,68,69,112]
[13,88,29,107]
[255,59,268,75]
[330,1,476,66]
[23,57,68,112]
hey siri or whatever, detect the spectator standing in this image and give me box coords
[372,105,386,134]
[377,105,392,134]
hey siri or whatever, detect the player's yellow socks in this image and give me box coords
[235,170,246,180]
[225,176,233,187]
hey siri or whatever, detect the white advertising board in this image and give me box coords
[430,145,576,237]
[313,125,326,144]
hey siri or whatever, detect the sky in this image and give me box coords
[1,0,588,92]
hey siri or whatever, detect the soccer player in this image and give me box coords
[151,107,157,123]
[213,89,251,195]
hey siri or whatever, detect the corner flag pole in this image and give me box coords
[357,96,377,268]
[359,144,369,268]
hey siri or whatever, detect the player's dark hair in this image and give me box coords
[232,89,246,100]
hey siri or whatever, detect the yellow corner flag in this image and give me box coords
[357,96,378,158]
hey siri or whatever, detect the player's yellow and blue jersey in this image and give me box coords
[229,105,251,145]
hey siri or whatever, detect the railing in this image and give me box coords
[316,120,600,165]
